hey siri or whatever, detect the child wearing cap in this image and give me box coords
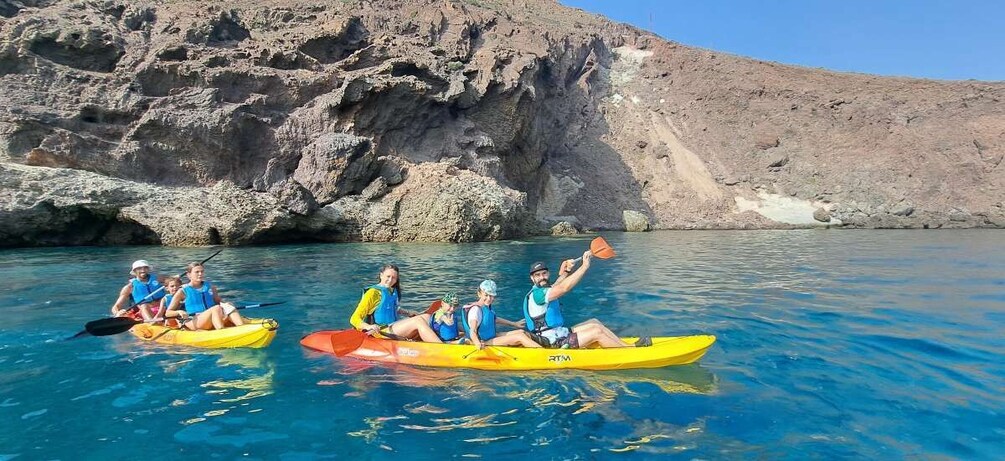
[460,280,541,349]
[110,259,165,321]
[427,292,462,342]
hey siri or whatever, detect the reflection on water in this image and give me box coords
[325,359,718,452]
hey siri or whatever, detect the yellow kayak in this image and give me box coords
[130,318,279,349]
[300,330,715,371]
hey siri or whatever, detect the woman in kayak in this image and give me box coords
[349,264,442,342]
[462,280,541,349]
[166,262,245,331]
[110,259,165,321]
[525,252,650,348]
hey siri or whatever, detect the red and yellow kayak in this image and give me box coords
[300,330,715,371]
[131,318,279,349]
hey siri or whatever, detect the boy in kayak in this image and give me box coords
[166,262,245,330]
[350,264,443,343]
[110,260,165,321]
[426,292,462,342]
[524,252,651,348]
[461,280,541,349]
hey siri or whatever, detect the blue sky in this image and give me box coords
[561,0,1004,81]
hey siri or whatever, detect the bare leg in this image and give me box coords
[487,330,542,348]
[572,318,604,329]
[226,312,245,326]
[220,304,244,327]
[138,304,155,321]
[389,316,443,343]
[191,310,217,330]
[572,323,631,348]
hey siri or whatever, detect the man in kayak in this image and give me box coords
[461,280,541,349]
[349,264,443,343]
[110,260,165,321]
[524,252,651,348]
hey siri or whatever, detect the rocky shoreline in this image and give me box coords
[1,0,1002,247]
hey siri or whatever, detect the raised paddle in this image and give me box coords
[571,236,616,263]
[68,249,224,339]
[424,300,442,315]
[82,302,286,337]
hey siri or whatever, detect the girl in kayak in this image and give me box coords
[462,280,541,349]
[166,262,245,331]
[156,276,185,326]
[525,252,651,348]
[349,264,442,342]
[110,259,165,321]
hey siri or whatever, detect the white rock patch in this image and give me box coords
[735,192,841,226]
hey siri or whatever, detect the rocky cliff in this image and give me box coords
[1,0,1003,247]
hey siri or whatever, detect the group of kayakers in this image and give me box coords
[110,260,246,331]
[108,248,650,348]
[350,251,651,349]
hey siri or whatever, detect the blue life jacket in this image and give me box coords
[182,282,215,315]
[429,310,460,341]
[130,275,164,304]
[461,303,497,341]
[364,285,399,326]
[162,293,174,311]
[523,287,564,333]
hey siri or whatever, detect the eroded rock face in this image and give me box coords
[1,0,1003,247]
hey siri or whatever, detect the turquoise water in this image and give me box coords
[1,230,1003,459]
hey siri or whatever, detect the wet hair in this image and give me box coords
[378,264,402,300]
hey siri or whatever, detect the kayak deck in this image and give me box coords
[131,318,279,349]
[300,330,715,371]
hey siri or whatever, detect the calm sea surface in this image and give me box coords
[0,230,1002,460]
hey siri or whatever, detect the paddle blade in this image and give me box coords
[589,237,616,259]
[84,317,142,337]
[424,300,442,315]
[330,329,367,357]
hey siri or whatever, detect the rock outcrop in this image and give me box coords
[1,0,1003,247]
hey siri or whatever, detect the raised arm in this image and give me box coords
[547,251,592,302]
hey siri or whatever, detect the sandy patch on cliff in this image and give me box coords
[650,113,723,201]
[611,46,653,86]
[735,192,839,226]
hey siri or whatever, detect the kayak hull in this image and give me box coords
[300,330,715,371]
[130,318,279,349]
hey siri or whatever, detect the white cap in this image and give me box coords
[479,279,498,296]
[131,260,151,270]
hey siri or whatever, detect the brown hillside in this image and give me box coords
[1,0,1002,246]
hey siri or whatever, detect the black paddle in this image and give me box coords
[67,250,223,339]
[82,302,286,337]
